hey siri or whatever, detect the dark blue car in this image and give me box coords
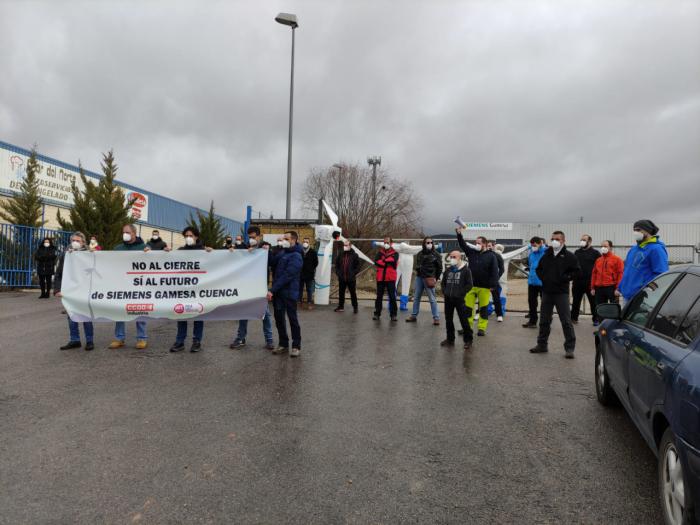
[596,264,700,525]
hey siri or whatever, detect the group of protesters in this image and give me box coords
[41,217,669,360]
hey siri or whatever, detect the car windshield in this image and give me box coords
[624,273,679,327]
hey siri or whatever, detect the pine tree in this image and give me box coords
[0,146,45,227]
[187,201,225,248]
[57,150,135,248]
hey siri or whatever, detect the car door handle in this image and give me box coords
[656,362,666,374]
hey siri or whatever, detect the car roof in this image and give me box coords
[666,264,700,277]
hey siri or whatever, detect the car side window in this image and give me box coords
[649,274,700,340]
[675,297,700,346]
[624,273,679,327]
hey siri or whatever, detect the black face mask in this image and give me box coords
[226,239,232,245]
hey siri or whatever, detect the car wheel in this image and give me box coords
[595,346,618,406]
[659,427,696,525]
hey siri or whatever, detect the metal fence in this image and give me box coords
[0,224,72,288]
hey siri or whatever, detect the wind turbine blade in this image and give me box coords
[322,200,339,228]
[352,246,374,265]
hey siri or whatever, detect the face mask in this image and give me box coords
[43,242,50,247]
[302,242,309,249]
[185,237,195,246]
[425,243,433,249]
[551,240,562,249]
[281,240,291,249]
[474,244,483,252]
[633,231,644,242]
[449,257,458,266]
[90,239,97,246]
[152,235,159,241]
[122,233,132,243]
[531,245,539,252]
[71,241,81,250]
[235,240,242,246]
[579,240,587,247]
[600,247,609,255]
[383,243,390,250]
[226,239,232,245]
[249,239,258,246]
[343,245,351,252]
[277,241,283,247]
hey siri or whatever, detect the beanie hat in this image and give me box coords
[633,219,659,236]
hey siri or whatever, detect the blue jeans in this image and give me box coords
[411,277,440,319]
[114,321,147,341]
[236,303,273,343]
[69,319,94,343]
[176,321,204,343]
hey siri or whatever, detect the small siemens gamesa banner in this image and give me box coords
[60,250,268,322]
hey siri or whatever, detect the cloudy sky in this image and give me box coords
[1,0,698,232]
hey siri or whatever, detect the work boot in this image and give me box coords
[84,342,95,351]
[60,341,81,350]
[565,350,575,359]
[190,341,201,353]
[529,345,548,354]
[440,339,454,347]
[477,329,486,337]
[290,347,300,358]
[230,339,246,349]
[170,342,185,353]
[135,340,148,350]
[108,340,125,349]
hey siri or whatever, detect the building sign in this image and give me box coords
[0,146,149,222]
[464,222,513,230]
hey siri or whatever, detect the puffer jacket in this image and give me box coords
[34,244,57,276]
[591,252,624,289]
[415,248,443,279]
[271,243,304,300]
[374,248,398,282]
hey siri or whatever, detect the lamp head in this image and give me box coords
[275,13,298,28]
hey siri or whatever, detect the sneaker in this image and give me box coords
[229,339,246,349]
[60,341,81,350]
[529,345,548,353]
[477,330,486,337]
[334,306,345,312]
[522,322,537,328]
[463,341,472,350]
[290,347,300,358]
[170,342,185,353]
[372,314,380,321]
[190,341,201,353]
[433,319,440,326]
[273,346,289,355]
[108,340,125,349]
[440,339,455,347]
[405,316,417,323]
[497,316,503,322]
[84,342,95,351]
[265,341,275,351]
[135,340,148,350]
[565,351,575,359]
[390,316,398,322]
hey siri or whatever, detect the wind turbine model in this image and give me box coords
[314,200,374,306]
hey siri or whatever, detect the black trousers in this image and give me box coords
[445,297,472,342]
[273,296,301,349]
[492,285,503,316]
[537,293,576,352]
[38,274,52,296]
[594,285,617,315]
[571,280,595,321]
[527,285,542,324]
[375,281,397,317]
[338,279,358,309]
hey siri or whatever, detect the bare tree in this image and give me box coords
[301,163,423,239]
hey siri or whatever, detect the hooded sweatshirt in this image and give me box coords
[441,262,473,300]
[618,236,669,300]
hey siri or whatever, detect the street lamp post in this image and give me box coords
[367,155,381,211]
[275,13,299,220]
[333,163,343,206]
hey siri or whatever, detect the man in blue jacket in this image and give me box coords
[619,219,669,305]
[269,230,303,357]
[522,236,547,328]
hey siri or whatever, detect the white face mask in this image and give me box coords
[43,242,50,247]
[425,243,433,249]
[383,243,390,250]
[90,239,97,246]
[302,242,309,249]
[600,247,609,255]
[185,236,195,246]
[449,257,459,266]
[474,244,483,252]
[249,238,258,246]
[551,240,562,250]
[277,241,283,247]
[71,241,81,250]
[633,231,644,242]
[122,233,132,243]
[343,245,351,252]
[531,245,539,252]
[151,235,159,241]
[281,240,291,249]
[235,240,242,245]
[579,240,587,247]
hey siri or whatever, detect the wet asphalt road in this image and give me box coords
[0,292,663,524]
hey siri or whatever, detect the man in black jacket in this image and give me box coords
[440,250,474,349]
[571,234,600,324]
[147,230,168,250]
[299,237,319,309]
[334,240,360,313]
[530,230,581,358]
[455,230,499,337]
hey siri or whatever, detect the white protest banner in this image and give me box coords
[60,249,268,322]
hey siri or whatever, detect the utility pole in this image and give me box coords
[367,155,381,212]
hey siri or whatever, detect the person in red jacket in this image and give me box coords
[373,237,399,322]
[590,240,624,325]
